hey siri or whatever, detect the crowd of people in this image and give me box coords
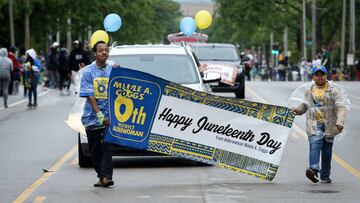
[240,46,360,82]
[0,40,92,109]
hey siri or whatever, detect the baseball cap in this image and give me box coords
[73,40,80,44]
[311,65,328,76]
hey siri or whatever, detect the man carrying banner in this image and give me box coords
[291,65,350,184]
[79,41,114,187]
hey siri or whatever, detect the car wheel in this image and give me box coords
[78,135,92,168]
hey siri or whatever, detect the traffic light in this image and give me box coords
[271,44,279,55]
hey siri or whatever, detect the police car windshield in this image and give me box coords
[193,46,239,61]
[109,54,199,84]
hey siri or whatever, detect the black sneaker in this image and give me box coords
[33,103,38,108]
[306,168,319,183]
[27,103,32,108]
[321,177,332,183]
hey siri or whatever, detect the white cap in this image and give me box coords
[32,66,40,72]
[26,48,37,60]
[51,42,60,47]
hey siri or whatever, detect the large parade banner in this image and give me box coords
[105,67,295,181]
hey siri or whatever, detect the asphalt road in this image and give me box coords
[0,81,359,203]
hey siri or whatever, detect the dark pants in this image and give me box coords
[86,127,113,180]
[28,84,38,105]
[8,72,14,95]
[278,70,286,81]
[59,70,70,91]
[244,68,251,81]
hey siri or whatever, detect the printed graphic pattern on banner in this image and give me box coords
[105,68,295,181]
[164,83,294,128]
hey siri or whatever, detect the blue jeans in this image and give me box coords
[308,134,334,179]
[28,84,38,104]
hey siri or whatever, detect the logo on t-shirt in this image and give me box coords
[94,77,109,99]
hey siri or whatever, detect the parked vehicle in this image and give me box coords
[190,43,245,99]
[78,43,219,167]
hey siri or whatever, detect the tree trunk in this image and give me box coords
[9,0,15,47]
[24,0,30,50]
[311,0,316,58]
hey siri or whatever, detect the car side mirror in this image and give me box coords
[202,72,221,83]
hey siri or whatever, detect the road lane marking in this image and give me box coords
[69,157,78,165]
[332,154,360,179]
[13,145,77,203]
[136,195,151,199]
[32,196,46,203]
[246,86,360,180]
[167,195,203,199]
[0,90,53,111]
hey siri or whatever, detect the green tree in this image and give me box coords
[0,0,181,52]
[210,0,360,65]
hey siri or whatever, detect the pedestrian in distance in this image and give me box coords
[8,46,21,95]
[19,48,28,97]
[0,48,13,108]
[290,65,350,184]
[46,42,60,88]
[321,45,331,80]
[58,47,71,95]
[79,41,114,187]
[7,46,21,95]
[70,40,91,72]
[24,49,41,108]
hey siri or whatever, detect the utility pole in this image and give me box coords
[349,0,355,55]
[270,31,274,68]
[340,0,346,69]
[283,26,288,57]
[56,18,60,44]
[311,0,316,58]
[24,0,30,50]
[9,0,15,47]
[67,17,72,51]
[302,0,307,61]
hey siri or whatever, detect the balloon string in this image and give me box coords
[195,30,202,55]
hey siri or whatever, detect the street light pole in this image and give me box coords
[24,0,30,50]
[340,0,346,69]
[302,0,307,61]
[311,0,316,59]
[284,26,288,57]
[9,0,15,47]
[270,31,274,68]
[349,0,355,55]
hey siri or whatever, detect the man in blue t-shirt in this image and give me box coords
[80,41,114,187]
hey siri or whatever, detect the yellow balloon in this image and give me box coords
[90,30,109,48]
[195,10,212,29]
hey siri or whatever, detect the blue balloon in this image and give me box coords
[103,13,122,32]
[180,17,196,36]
